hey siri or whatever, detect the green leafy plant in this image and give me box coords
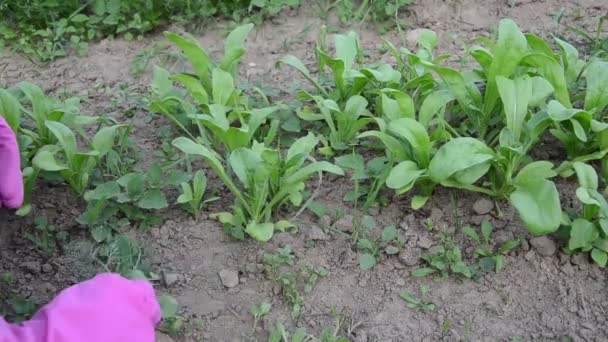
[463,220,519,273]
[158,294,183,335]
[413,234,474,279]
[263,246,329,318]
[356,225,403,270]
[399,284,436,312]
[335,153,391,209]
[250,302,272,335]
[173,133,343,241]
[558,162,608,267]
[176,170,218,218]
[25,216,67,255]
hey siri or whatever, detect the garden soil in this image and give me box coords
[1,0,608,341]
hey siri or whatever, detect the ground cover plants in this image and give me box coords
[1,3,608,341]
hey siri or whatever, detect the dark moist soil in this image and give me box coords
[2,1,608,341]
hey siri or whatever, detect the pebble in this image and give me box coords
[529,236,557,256]
[162,271,179,287]
[319,215,332,226]
[398,248,421,266]
[273,232,295,247]
[219,269,239,288]
[41,263,53,273]
[333,215,354,233]
[21,261,41,274]
[520,239,530,251]
[571,253,589,265]
[524,250,535,261]
[417,236,434,249]
[307,226,329,241]
[472,198,493,215]
[395,278,406,286]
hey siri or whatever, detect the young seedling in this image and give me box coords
[463,220,519,273]
[400,284,436,312]
[177,170,219,219]
[356,225,403,271]
[250,302,272,335]
[413,234,474,279]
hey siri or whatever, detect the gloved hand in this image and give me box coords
[0,116,23,208]
[0,273,161,342]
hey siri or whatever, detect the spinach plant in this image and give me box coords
[173,133,344,241]
[177,170,219,218]
[559,162,608,267]
[356,225,403,270]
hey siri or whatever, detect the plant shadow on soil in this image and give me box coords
[1,0,608,341]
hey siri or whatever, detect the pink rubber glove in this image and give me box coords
[0,116,23,208]
[0,273,161,342]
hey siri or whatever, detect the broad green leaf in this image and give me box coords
[91,125,123,156]
[496,75,531,141]
[45,121,78,164]
[229,148,262,188]
[514,161,556,184]
[18,82,47,130]
[212,68,235,106]
[221,23,253,74]
[277,55,327,96]
[419,62,469,111]
[411,195,429,209]
[164,32,211,91]
[359,253,376,271]
[484,19,528,116]
[84,181,121,201]
[428,138,494,183]
[584,61,608,114]
[591,248,608,267]
[568,219,597,250]
[547,100,578,121]
[386,161,425,193]
[463,226,481,245]
[285,161,344,185]
[138,189,168,209]
[510,179,561,235]
[32,150,68,171]
[573,162,598,190]
[388,118,431,167]
[529,76,554,108]
[158,295,178,319]
[245,222,274,242]
[521,53,571,108]
[334,32,359,70]
[381,226,397,242]
[171,74,209,106]
[275,220,295,232]
[419,90,454,128]
[357,131,408,161]
[177,183,194,204]
[0,89,22,131]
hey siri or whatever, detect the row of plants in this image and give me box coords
[2,18,607,268]
[0,0,416,63]
[149,20,608,265]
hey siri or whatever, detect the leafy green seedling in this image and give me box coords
[413,234,474,279]
[158,294,183,335]
[357,225,403,271]
[400,284,436,312]
[177,170,219,218]
[558,162,608,266]
[250,302,272,334]
[463,220,519,273]
[25,216,66,255]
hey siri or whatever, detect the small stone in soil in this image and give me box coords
[571,253,589,265]
[472,198,493,215]
[319,215,332,227]
[398,248,421,266]
[524,250,535,261]
[333,215,354,233]
[395,278,406,286]
[41,263,53,273]
[219,269,239,288]
[307,226,329,241]
[417,236,434,249]
[529,236,556,256]
[162,271,179,287]
[21,261,41,274]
